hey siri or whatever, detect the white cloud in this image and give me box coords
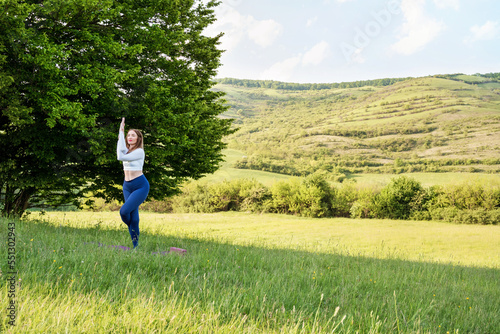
[432,0,460,10]
[247,18,283,47]
[203,5,246,51]
[350,47,366,64]
[306,16,318,27]
[260,56,302,81]
[465,21,500,43]
[203,3,283,51]
[260,41,331,80]
[391,0,446,55]
[302,41,330,66]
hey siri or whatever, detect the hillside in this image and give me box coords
[214,74,500,178]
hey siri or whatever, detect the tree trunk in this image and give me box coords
[1,186,35,218]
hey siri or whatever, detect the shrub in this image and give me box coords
[371,176,426,219]
[141,199,173,213]
[208,181,243,212]
[431,182,500,211]
[454,209,499,225]
[429,207,461,221]
[238,179,272,212]
[430,207,500,225]
[349,186,379,219]
[170,183,213,213]
[268,174,333,218]
[179,179,270,213]
[268,180,297,215]
[84,197,121,212]
[331,180,379,218]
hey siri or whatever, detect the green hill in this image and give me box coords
[214,74,500,178]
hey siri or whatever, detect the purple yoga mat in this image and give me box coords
[84,242,186,255]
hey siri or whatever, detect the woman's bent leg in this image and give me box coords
[120,187,132,226]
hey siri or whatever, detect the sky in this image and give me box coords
[203,0,500,83]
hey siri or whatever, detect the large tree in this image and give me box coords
[0,0,233,217]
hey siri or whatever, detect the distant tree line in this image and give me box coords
[216,73,500,91]
[433,73,500,85]
[215,77,412,90]
[480,72,500,81]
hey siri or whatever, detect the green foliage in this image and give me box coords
[430,208,500,225]
[345,185,379,219]
[217,75,500,177]
[207,179,270,212]
[435,73,500,85]
[430,182,500,210]
[331,181,360,217]
[149,179,271,214]
[129,176,500,224]
[0,0,233,216]
[267,174,333,218]
[371,176,427,220]
[423,181,500,224]
[169,183,212,213]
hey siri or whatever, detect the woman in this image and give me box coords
[117,118,149,249]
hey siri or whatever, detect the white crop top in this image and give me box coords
[117,131,145,171]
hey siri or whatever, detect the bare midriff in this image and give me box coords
[124,170,143,182]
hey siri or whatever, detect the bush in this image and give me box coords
[371,176,427,219]
[331,181,359,217]
[170,179,270,213]
[141,199,173,213]
[428,207,460,221]
[170,183,213,213]
[83,197,121,212]
[454,209,500,225]
[238,179,272,212]
[268,174,333,218]
[430,207,500,225]
[331,181,379,218]
[208,181,243,212]
[349,187,380,219]
[431,182,500,210]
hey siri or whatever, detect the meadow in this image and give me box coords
[1,211,499,333]
[199,149,500,188]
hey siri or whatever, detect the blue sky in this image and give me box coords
[203,0,500,83]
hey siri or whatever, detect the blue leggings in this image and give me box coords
[120,175,149,247]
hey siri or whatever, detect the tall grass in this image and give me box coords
[1,212,499,333]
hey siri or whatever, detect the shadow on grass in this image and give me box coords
[2,217,499,332]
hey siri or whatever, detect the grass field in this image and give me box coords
[203,149,294,186]
[1,212,499,333]
[203,149,500,189]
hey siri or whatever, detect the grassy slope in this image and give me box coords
[214,75,500,175]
